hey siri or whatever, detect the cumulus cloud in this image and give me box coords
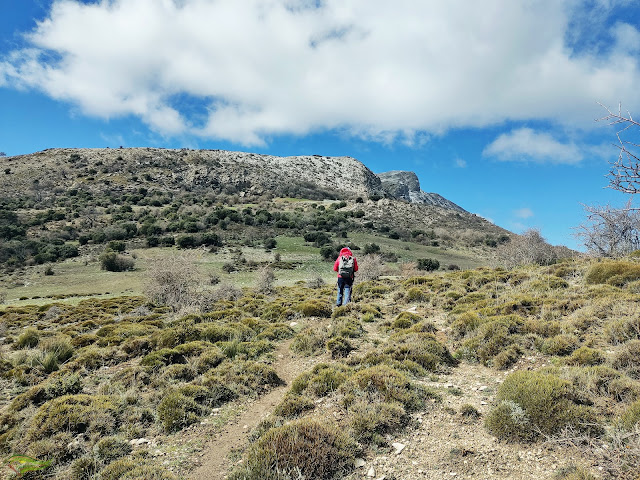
[2,0,640,144]
[483,128,583,164]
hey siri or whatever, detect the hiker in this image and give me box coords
[333,247,358,306]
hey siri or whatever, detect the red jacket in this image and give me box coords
[333,247,358,278]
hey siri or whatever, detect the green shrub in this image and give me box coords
[230,418,356,480]
[586,261,640,286]
[157,390,202,432]
[611,340,640,377]
[274,393,315,418]
[492,344,522,370]
[417,258,440,271]
[26,395,118,442]
[340,365,423,411]
[485,371,601,442]
[615,398,640,432]
[93,435,132,462]
[349,400,407,442]
[541,334,580,356]
[327,336,354,359]
[565,347,605,366]
[391,312,421,329]
[100,251,135,272]
[99,459,178,480]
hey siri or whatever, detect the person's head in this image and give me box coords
[339,247,352,257]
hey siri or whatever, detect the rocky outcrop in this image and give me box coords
[3,149,463,212]
[377,170,466,212]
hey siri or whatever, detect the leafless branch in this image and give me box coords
[598,103,640,194]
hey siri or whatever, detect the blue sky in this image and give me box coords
[2,1,640,251]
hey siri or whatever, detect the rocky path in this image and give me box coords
[188,338,318,480]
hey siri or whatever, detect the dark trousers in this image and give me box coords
[336,277,353,306]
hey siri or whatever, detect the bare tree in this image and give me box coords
[575,201,640,257]
[598,103,640,194]
[496,229,557,268]
[575,104,640,256]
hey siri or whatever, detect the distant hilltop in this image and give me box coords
[377,170,466,213]
[2,148,465,212]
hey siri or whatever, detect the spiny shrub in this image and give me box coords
[611,340,640,378]
[99,459,178,480]
[349,400,407,442]
[540,334,580,356]
[492,344,523,370]
[327,336,354,359]
[615,398,640,432]
[26,395,118,443]
[331,318,364,338]
[340,365,424,411]
[565,347,605,366]
[450,311,481,339]
[291,363,351,397]
[274,393,315,418]
[229,418,356,480]
[93,435,132,462]
[157,390,202,433]
[485,371,601,442]
[554,465,597,480]
[586,261,640,286]
[386,332,458,370]
[297,299,332,318]
[406,287,427,302]
[391,312,422,330]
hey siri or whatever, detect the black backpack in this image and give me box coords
[338,255,355,278]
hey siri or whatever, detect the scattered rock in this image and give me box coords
[367,466,376,477]
[392,442,406,454]
[355,458,366,468]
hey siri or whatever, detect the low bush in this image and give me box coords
[586,261,640,286]
[611,340,640,378]
[25,394,119,443]
[349,400,407,442]
[15,327,40,348]
[327,336,354,358]
[565,347,605,366]
[340,365,424,411]
[93,435,132,462]
[540,334,580,356]
[229,418,356,480]
[297,299,332,318]
[615,398,640,432]
[485,371,601,442]
[274,393,315,418]
[157,390,202,432]
[100,251,135,272]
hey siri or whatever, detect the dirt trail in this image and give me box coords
[189,339,305,480]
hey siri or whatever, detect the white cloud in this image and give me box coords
[454,158,467,168]
[483,128,583,164]
[2,0,640,144]
[514,208,534,219]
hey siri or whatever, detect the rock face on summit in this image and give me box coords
[377,170,466,213]
[2,148,463,212]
